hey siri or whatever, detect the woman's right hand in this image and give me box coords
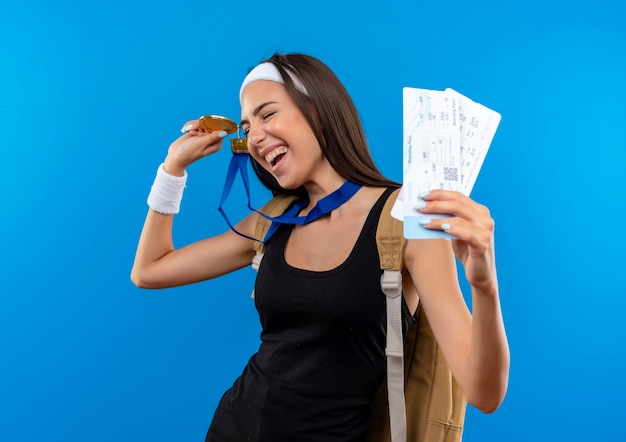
[163,120,228,176]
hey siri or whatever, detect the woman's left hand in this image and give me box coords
[417,190,497,292]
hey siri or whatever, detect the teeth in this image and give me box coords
[265,147,288,165]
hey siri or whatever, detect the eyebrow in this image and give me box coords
[240,101,277,126]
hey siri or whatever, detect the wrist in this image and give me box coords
[147,164,188,214]
[163,159,186,177]
[472,280,499,299]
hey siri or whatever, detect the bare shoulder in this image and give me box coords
[353,186,389,212]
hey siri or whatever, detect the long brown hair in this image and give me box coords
[247,53,399,197]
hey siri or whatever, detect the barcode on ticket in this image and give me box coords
[444,167,459,181]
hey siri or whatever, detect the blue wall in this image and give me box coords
[1,0,625,440]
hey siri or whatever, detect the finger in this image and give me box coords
[180,120,200,133]
[417,193,490,225]
[198,130,228,154]
[201,139,224,156]
[180,127,228,145]
[420,189,464,201]
[424,217,493,252]
[204,129,229,143]
[170,129,227,157]
[420,190,486,215]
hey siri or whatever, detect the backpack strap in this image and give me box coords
[376,188,407,442]
[251,194,299,298]
[372,187,467,442]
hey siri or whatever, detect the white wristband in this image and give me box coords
[147,164,188,214]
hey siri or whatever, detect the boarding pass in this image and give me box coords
[391,87,501,239]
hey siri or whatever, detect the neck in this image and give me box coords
[302,172,348,207]
[296,180,361,220]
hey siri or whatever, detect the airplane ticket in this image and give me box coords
[392,87,501,239]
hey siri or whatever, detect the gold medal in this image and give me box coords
[198,115,248,153]
[198,115,238,134]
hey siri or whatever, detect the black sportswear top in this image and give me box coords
[206,188,414,442]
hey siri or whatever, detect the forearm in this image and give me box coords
[464,283,510,413]
[131,162,186,288]
[130,124,239,288]
[130,210,176,287]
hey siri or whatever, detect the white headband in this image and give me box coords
[239,62,308,102]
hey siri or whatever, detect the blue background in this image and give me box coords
[1,0,625,440]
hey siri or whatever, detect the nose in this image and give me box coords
[246,124,266,150]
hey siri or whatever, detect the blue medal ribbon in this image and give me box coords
[218,153,362,242]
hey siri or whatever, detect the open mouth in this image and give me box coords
[265,147,288,169]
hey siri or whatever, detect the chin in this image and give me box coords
[276,180,299,190]
[274,175,303,192]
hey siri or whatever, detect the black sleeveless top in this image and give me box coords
[206,188,414,442]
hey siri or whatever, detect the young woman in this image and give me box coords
[131,53,509,441]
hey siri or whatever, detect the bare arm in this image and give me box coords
[403,190,510,413]
[131,209,258,288]
[130,120,258,289]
